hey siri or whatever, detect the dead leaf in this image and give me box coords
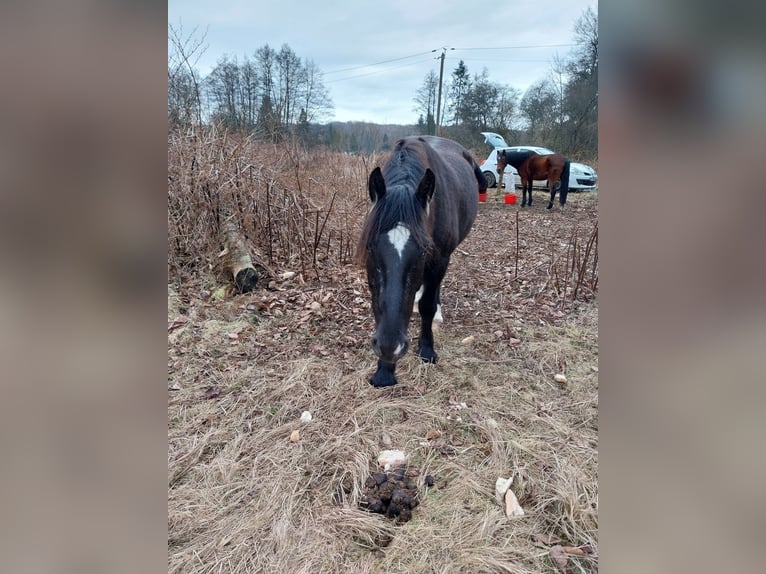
[426,428,442,441]
[289,429,300,443]
[461,335,475,345]
[532,533,564,547]
[549,545,570,574]
[562,546,593,556]
[204,387,221,400]
[168,317,188,333]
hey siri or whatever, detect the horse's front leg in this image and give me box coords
[417,267,447,364]
[417,286,439,363]
[370,359,398,387]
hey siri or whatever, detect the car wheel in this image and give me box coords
[483,171,496,188]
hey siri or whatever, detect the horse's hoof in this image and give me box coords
[417,345,438,364]
[369,370,398,387]
[547,204,553,210]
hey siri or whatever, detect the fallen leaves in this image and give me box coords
[549,545,569,573]
[425,428,442,441]
[168,317,188,333]
[532,534,596,573]
[532,533,563,547]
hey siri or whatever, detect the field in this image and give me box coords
[168,132,598,573]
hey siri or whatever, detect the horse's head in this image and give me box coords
[496,149,508,174]
[363,166,434,364]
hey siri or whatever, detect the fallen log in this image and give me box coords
[220,219,258,293]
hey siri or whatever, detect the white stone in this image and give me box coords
[377,449,407,471]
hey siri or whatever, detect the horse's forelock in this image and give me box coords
[356,138,458,267]
[356,186,432,266]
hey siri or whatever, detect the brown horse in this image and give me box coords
[496,149,570,209]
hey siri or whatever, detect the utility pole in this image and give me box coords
[434,47,453,136]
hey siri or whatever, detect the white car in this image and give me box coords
[479,132,598,191]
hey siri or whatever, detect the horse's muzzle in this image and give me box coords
[371,333,409,363]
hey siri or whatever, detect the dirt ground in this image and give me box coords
[168,189,598,573]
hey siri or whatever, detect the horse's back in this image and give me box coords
[417,136,478,246]
[534,153,566,179]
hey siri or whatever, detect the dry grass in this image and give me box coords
[168,131,598,573]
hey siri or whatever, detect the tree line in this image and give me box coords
[168,27,333,140]
[168,7,597,159]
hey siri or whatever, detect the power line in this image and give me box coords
[323,44,576,77]
[324,51,434,75]
[459,57,552,63]
[454,43,577,50]
[324,56,434,83]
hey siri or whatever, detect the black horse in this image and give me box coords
[496,149,570,209]
[357,136,485,387]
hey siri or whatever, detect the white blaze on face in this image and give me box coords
[386,223,410,259]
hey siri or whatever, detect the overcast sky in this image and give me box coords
[168,0,597,125]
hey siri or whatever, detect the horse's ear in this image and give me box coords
[415,168,435,210]
[368,167,386,202]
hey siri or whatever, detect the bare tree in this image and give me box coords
[276,44,303,126]
[168,23,208,128]
[254,45,279,137]
[489,85,520,133]
[460,69,502,130]
[413,70,439,135]
[206,55,242,130]
[520,79,558,143]
[564,6,598,157]
[300,59,334,124]
[239,56,259,129]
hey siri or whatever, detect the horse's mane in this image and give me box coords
[500,149,537,169]
[356,139,434,265]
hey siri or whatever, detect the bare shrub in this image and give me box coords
[168,127,375,283]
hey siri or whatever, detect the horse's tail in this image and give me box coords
[560,159,571,204]
[473,162,488,194]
